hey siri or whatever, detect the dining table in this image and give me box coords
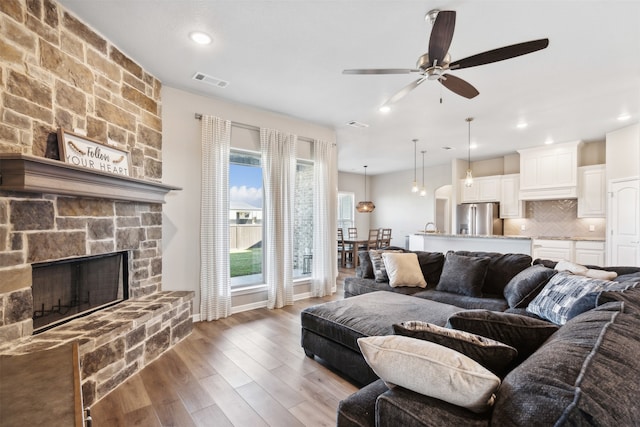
[341,238,369,268]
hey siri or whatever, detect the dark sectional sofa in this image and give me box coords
[299,248,640,426]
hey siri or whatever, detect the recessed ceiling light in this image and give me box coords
[379,105,391,113]
[189,31,212,45]
[617,113,631,121]
[545,138,554,145]
[470,143,478,150]
[516,121,528,129]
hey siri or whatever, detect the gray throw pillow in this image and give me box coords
[393,321,518,377]
[503,265,558,309]
[454,251,532,295]
[412,251,445,286]
[447,310,559,364]
[357,251,374,279]
[436,252,490,297]
[369,249,403,282]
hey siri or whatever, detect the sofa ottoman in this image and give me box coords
[300,291,464,384]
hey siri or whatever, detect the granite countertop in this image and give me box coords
[412,233,605,242]
[413,233,532,240]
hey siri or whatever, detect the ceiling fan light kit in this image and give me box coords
[344,9,549,107]
[356,165,376,213]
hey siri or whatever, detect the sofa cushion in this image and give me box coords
[492,301,640,426]
[344,276,425,298]
[436,253,490,297]
[447,310,558,365]
[503,265,557,308]
[382,252,427,288]
[412,289,509,311]
[393,321,517,377]
[369,249,403,282]
[358,335,501,413]
[357,251,375,279]
[337,378,389,427]
[454,251,533,295]
[412,251,445,286]
[526,271,627,325]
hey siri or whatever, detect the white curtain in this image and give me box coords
[260,128,297,309]
[200,115,232,320]
[311,139,338,296]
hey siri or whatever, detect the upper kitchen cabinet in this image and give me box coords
[500,174,524,218]
[459,175,501,203]
[578,165,606,218]
[518,141,583,200]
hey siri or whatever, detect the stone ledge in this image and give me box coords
[0,290,194,406]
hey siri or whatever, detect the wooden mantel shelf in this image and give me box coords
[0,154,181,203]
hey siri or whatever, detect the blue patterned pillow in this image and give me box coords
[527,272,627,325]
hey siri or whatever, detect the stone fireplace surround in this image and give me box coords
[0,164,192,406]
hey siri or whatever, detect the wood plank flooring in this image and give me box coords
[90,268,358,427]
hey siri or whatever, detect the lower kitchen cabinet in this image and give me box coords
[574,240,606,266]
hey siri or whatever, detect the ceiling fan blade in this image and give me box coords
[449,38,549,70]
[439,74,479,99]
[384,78,427,106]
[342,68,419,75]
[428,10,456,66]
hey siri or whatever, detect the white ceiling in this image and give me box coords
[59,0,640,175]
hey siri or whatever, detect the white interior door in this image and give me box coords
[607,178,640,266]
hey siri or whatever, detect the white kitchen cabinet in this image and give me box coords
[500,174,524,218]
[607,179,640,266]
[460,176,501,203]
[574,240,606,266]
[518,141,582,200]
[578,165,606,218]
[532,239,573,262]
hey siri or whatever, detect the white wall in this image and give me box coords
[337,171,371,237]
[351,163,452,248]
[606,123,640,180]
[161,86,335,315]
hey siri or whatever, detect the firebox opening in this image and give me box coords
[32,251,129,334]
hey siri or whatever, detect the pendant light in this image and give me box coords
[411,139,419,193]
[464,117,474,187]
[356,165,375,213]
[420,150,427,197]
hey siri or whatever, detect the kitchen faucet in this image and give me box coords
[424,222,437,233]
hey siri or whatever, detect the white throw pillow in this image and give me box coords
[554,260,588,275]
[585,269,618,280]
[357,335,501,413]
[382,252,427,288]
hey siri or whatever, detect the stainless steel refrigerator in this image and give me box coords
[456,202,503,236]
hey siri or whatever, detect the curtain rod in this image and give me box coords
[195,113,317,144]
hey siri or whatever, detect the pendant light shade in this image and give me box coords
[420,150,427,197]
[356,165,375,213]
[411,139,419,193]
[465,117,474,188]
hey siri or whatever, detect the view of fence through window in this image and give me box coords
[229,150,313,287]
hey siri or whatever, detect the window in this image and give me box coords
[337,192,355,231]
[229,150,263,287]
[294,160,313,278]
[229,150,314,286]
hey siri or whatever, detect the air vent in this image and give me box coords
[192,72,229,88]
[346,120,369,128]
[441,146,453,150]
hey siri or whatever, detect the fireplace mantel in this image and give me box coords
[0,154,180,203]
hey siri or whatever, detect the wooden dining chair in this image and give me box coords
[380,228,392,248]
[338,228,352,267]
[367,229,380,250]
[348,227,358,239]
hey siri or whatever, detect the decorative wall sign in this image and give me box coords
[58,128,131,176]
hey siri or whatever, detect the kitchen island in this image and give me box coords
[409,233,533,255]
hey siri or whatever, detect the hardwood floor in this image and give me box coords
[90,267,358,426]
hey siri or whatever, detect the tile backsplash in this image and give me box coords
[504,199,606,238]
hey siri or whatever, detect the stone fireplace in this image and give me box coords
[0,0,192,406]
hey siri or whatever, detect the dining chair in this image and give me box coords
[348,227,358,239]
[367,229,380,250]
[380,228,392,248]
[338,228,352,267]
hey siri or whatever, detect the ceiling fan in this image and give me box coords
[343,9,549,107]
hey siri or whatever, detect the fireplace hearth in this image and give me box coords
[32,252,129,333]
